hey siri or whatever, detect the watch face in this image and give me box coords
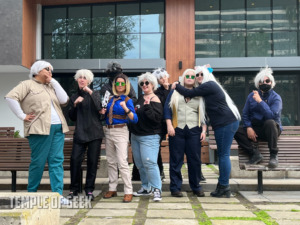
[135,104,140,111]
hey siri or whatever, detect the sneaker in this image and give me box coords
[171,191,183,197]
[86,192,95,201]
[133,187,152,196]
[193,190,205,197]
[60,195,70,205]
[153,188,162,201]
[160,171,166,181]
[67,191,78,200]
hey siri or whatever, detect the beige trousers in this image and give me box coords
[104,126,133,194]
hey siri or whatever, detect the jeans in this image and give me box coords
[214,121,239,186]
[131,133,162,191]
[27,124,65,195]
[169,126,202,193]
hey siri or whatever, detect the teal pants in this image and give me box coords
[27,124,65,195]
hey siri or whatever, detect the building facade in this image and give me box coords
[0,0,299,135]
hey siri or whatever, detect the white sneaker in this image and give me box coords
[133,187,152,196]
[60,195,70,205]
[153,188,162,202]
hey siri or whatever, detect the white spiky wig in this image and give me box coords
[254,66,276,89]
[138,72,158,91]
[29,60,53,79]
[74,69,94,85]
[152,68,169,80]
[169,69,206,124]
[201,67,241,121]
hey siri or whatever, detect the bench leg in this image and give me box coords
[257,171,263,194]
[11,171,16,192]
[79,169,83,193]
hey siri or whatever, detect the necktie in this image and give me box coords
[108,96,121,124]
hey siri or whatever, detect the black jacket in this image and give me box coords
[69,89,104,143]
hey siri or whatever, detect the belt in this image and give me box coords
[106,124,127,129]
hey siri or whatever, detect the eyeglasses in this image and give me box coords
[115,82,126,86]
[196,73,203,77]
[139,81,150,86]
[44,67,51,72]
[155,68,165,74]
[185,75,195,79]
[263,79,271,84]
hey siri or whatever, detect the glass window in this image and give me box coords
[43,35,66,59]
[141,34,164,59]
[273,0,297,30]
[273,31,297,56]
[68,35,91,59]
[221,32,246,57]
[116,34,139,59]
[68,6,91,34]
[221,0,245,32]
[141,2,164,32]
[195,33,219,58]
[247,32,272,56]
[116,3,140,33]
[92,5,115,33]
[92,34,115,58]
[195,0,220,32]
[247,0,271,31]
[43,7,67,34]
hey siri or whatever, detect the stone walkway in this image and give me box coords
[58,164,300,225]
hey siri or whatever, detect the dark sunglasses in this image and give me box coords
[185,75,195,79]
[115,82,126,86]
[44,67,51,72]
[263,79,271,84]
[140,81,150,86]
[196,73,203,77]
[155,68,165,74]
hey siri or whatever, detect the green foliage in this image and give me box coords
[13,130,22,138]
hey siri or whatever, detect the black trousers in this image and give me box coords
[70,138,102,194]
[234,119,280,156]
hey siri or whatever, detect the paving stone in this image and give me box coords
[158,197,190,203]
[60,209,80,217]
[240,191,300,203]
[78,218,133,225]
[145,219,198,225]
[277,220,300,225]
[267,211,300,220]
[198,195,240,203]
[93,202,138,209]
[147,210,195,219]
[99,196,139,202]
[211,220,265,225]
[59,218,70,225]
[255,204,300,211]
[148,203,192,210]
[201,203,248,210]
[206,210,256,218]
[86,209,136,217]
[239,192,270,203]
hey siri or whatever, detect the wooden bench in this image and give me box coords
[0,127,15,138]
[0,127,103,192]
[209,126,300,194]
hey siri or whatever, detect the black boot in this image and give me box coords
[210,182,220,196]
[210,184,231,198]
[200,171,206,183]
[268,154,278,168]
[248,144,263,164]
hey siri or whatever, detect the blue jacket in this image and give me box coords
[105,95,138,125]
[175,81,237,129]
[242,89,282,131]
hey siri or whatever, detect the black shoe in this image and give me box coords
[160,171,166,181]
[200,172,206,183]
[193,190,205,197]
[171,191,183,197]
[210,184,231,198]
[67,191,78,200]
[86,192,95,201]
[268,154,278,168]
[248,153,263,165]
[210,183,220,196]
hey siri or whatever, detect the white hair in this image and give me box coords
[152,68,169,80]
[170,69,206,124]
[138,72,158,91]
[201,67,241,121]
[254,66,276,89]
[74,69,94,85]
[29,60,53,79]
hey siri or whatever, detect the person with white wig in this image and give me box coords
[165,69,207,197]
[68,69,104,201]
[173,65,241,198]
[234,67,282,168]
[129,72,163,202]
[5,60,70,204]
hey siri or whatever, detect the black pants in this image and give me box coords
[70,138,102,194]
[234,119,280,156]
